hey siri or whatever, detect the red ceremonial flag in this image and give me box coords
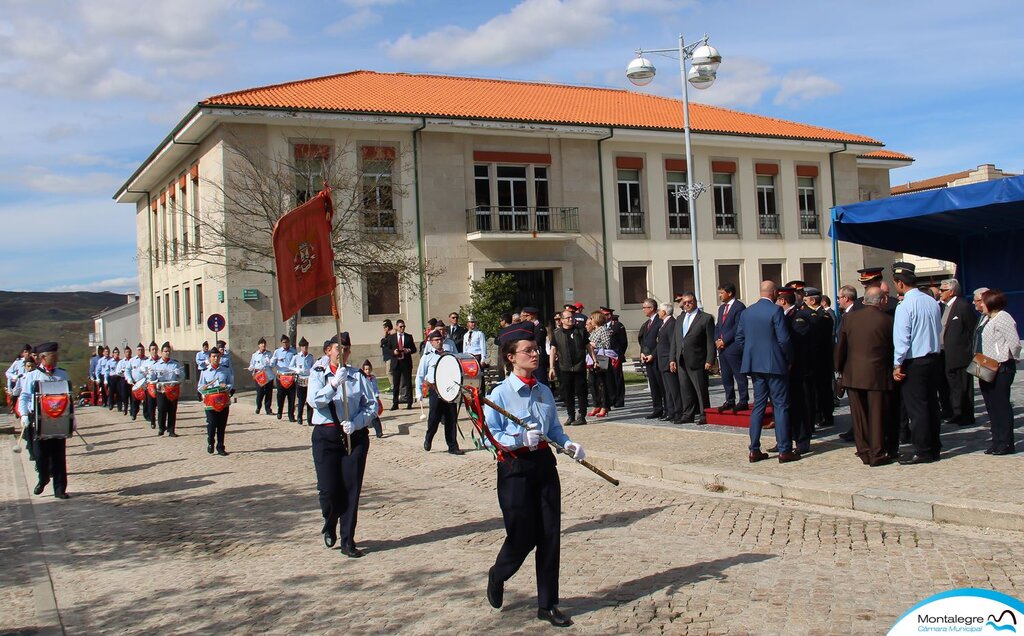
[272,188,336,320]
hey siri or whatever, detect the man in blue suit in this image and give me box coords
[714,283,748,413]
[735,281,799,463]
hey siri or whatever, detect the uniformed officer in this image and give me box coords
[112,347,130,415]
[18,342,73,499]
[307,333,376,558]
[5,344,32,395]
[802,287,835,427]
[290,337,315,425]
[140,342,160,428]
[150,342,185,437]
[127,343,147,421]
[198,347,234,455]
[247,337,275,415]
[13,355,37,459]
[520,306,549,385]
[601,307,628,407]
[463,314,489,393]
[195,340,211,400]
[778,288,813,454]
[87,345,102,405]
[483,331,586,628]
[95,346,111,407]
[273,334,297,421]
[216,340,232,370]
[415,331,465,455]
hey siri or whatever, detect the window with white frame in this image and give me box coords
[798,176,819,234]
[474,165,491,231]
[756,175,779,234]
[497,165,529,231]
[294,144,330,204]
[183,287,191,326]
[666,170,690,234]
[173,290,181,328]
[195,284,203,324]
[534,166,550,231]
[361,147,396,232]
[191,170,201,249]
[713,173,736,234]
[617,169,644,234]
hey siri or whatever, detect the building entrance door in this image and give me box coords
[487,269,555,325]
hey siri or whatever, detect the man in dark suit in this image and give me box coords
[385,320,417,409]
[714,283,748,413]
[835,287,896,466]
[447,312,467,353]
[777,287,812,454]
[668,293,716,425]
[735,281,797,463]
[938,279,978,425]
[638,298,664,419]
[655,302,681,422]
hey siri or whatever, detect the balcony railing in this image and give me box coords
[715,212,738,234]
[467,206,580,234]
[362,209,397,233]
[799,212,820,235]
[668,213,691,234]
[758,213,781,235]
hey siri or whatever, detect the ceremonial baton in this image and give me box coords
[475,392,619,487]
[11,423,25,453]
[74,428,95,452]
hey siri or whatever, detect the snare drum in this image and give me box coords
[35,380,72,440]
[278,373,296,389]
[433,353,482,403]
[201,386,230,412]
[157,381,181,402]
[253,369,268,387]
[297,375,309,387]
[147,381,158,399]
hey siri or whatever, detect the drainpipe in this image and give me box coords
[127,190,155,343]
[412,117,428,331]
[828,143,847,299]
[597,128,614,306]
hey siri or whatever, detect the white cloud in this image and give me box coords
[341,0,402,6]
[774,71,841,106]
[21,168,123,195]
[696,57,777,108]
[41,123,82,142]
[61,154,123,168]
[250,18,292,42]
[325,8,381,35]
[48,277,139,294]
[387,0,613,68]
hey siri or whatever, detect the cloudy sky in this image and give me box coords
[1,0,1021,293]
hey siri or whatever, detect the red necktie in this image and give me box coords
[722,303,730,323]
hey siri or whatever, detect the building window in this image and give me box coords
[761,263,783,286]
[160,201,169,263]
[802,262,823,292]
[713,173,737,234]
[164,295,171,329]
[717,264,741,300]
[534,166,550,231]
[301,294,334,317]
[798,177,818,234]
[169,188,179,261]
[366,272,400,315]
[756,175,779,234]
[155,294,161,330]
[617,169,644,234]
[361,147,395,232]
[195,284,203,324]
[496,165,529,231]
[666,171,690,234]
[184,287,192,325]
[295,144,330,204]
[474,164,491,231]
[179,184,189,255]
[671,265,695,297]
[173,290,181,328]
[621,266,648,305]
[191,168,201,249]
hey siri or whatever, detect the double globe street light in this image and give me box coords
[627,34,721,307]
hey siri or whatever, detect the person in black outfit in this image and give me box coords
[548,309,594,426]
[520,307,549,385]
[385,319,417,409]
[602,307,628,407]
[638,298,664,419]
[447,312,467,354]
[938,279,978,425]
[655,303,681,421]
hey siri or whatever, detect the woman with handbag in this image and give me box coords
[587,311,613,418]
[975,289,1020,455]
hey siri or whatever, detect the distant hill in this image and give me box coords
[0,291,128,390]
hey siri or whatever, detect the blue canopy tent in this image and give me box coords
[830,175,1024,330]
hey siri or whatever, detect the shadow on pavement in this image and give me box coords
[76,458,187,476]
[564,505,672,535]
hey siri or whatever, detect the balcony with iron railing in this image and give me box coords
[715,212,738,234]
[758,213,781,235]
[466,206,580,240]
[799,212,820,235]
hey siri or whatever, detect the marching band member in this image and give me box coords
[247,337,275,416]
[140,342,160,428]
[5,344,32,395]
[483,330,586,628]
[127,343,147,421]
[415,331,464,455]
[88,345,102,405]
[273,334,297,421]
[307,333,376,558]
[19,342,73,499]
[112,348,130,415]
[150,342,184,437]
[289,337,315,426]
[95,346,111,407]
[14,356,37,459]
[216,340,232,370]
[360,359,383,438]
[195,341,211,373]
[198,347,234,456]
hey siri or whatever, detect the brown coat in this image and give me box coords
[834,305,894,391]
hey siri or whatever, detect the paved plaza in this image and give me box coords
[3,383,1023,635]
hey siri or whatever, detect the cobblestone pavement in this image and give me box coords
[3,395,1024,635]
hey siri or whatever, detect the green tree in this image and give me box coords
[459,273,517,341]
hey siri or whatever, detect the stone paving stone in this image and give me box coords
[1,395,1023,634]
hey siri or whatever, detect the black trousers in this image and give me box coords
[276,380,296,419]
[946,365,975,423]
[108,376,120,411]
[813,365,834,425]
[589,369,610,410]
[718,350,749,405]
[426,387,459,451]
[492,447,561,610]
[645,361,665,415]
[391,364,412,406]
[312,426,369,549]
[255,382,273,414]
[792,371,814,449]
[144,392,156,424]
[296,384,312,424]
[205,407,229,450]
[156,393,179,434]
[609,363,624,406]
[24,423,36,461]
[901,354,941,458]
[129,391,143,420]
[677,364,710,421]
[661,367,682,420]
[33,437,67,495]
[980,362,1016,452]
[557,369,588,421]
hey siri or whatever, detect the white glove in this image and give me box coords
[329,375,340,389]
[21,415,30,428]
[341,421,353,434]
[523,427,542,448]
[565,441,585,461]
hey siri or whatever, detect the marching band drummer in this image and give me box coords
[247,337,275,416]
[483,328,586,628]
[13,355,37,460]
[5,344,32,395]
[198,346,234,456]
[307,333,376,558]
[195,340,211,401]
[140,342,160,428]
[18,342,73,499]
[289,337,315,426]
[273,334,297,421]
[414,331,465,455]
[150,342,184,437]
[126,343,146,422]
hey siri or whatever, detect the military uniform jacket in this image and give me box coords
[18,366,74,424]
[307,364,375,429]
[150,358,185,383]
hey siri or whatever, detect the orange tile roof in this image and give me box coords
[891,170,972,195]
[859,149,914,161]
[202,70,883,146]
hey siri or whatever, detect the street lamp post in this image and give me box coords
[627,34,721,307]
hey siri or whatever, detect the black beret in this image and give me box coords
[298,337,309,346]
[257,337,266,345]
[521,306,539,315]
[323,339,333,350]
[161,341,171,349]
[34,341,59,354]
[216,340,226,347]
[784,280,806,290]
[327,332,351,347]
[202,340,209,347]
[361,359,372,368]
[137,343,145,349]
[149,341,158,348]
[280,334,289,342]
[209,347,221,355]
[498,324,535,344]
[21,343,32,352]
